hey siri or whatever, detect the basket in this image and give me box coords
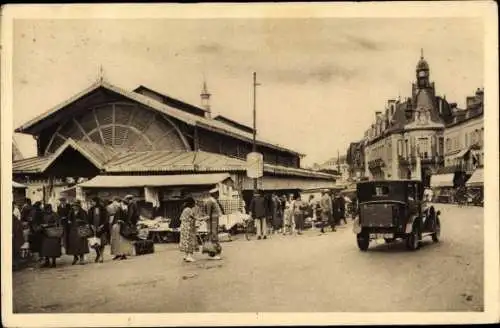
[77,225,93,238]
[44,226,64,238]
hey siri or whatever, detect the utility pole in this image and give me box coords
[253,72,260,192]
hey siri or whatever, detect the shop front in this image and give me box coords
[430,173,455,203]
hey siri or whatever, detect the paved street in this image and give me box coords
[12,204,483,313]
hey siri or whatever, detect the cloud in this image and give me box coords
[344,34,382,51]
[195,42,224,54]
[270,64,358,85]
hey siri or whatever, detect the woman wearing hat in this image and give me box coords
[110,198,134,260]
[40,204,62,268]
[178,196,198,262]
[67,200,90,265]
[28,201,44,261]
[88,197,109,263]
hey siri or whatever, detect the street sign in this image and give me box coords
[246,152,264,178]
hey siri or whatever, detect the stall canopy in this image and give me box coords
[242,176,337,191]
[79,173,232,188]
[430,173,455,188]
[466,168,484,187]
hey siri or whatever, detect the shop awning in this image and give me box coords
[12,181,26,189]
[79,173,232,188]
[430,173,455,188]
[242,176,337,191]
[466,168,483,187]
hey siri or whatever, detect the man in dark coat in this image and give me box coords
[249,190,269,240]
[88,197,109,263]
[57,197,72,250]
[124,195,140,226]
[333,193,347,226]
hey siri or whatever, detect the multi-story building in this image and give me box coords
[431,88,484,193]
[360,51,453,186]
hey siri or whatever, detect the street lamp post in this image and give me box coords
[253,72,260,193]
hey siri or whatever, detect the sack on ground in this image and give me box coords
[87,236,101,248]
[201,241,222,256]
[134,239,154,255]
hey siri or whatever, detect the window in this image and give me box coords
[374,185,390,196]
[446,138,451,153]
[417,137,429,158]
[439,137,444,156]
[465,133,468,147]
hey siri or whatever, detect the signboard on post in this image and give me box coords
[246,152,264,178]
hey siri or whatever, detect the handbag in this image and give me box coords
[44,225,64,238]
[77,224,93,238]
[119,222,138,239]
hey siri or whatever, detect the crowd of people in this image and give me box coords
[11,187,354,268]
[247,189,355,240]
[12,195,141,268]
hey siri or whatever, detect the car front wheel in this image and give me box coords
[357,232,370,251]
[406,225,420,251]
[432,218,441,242]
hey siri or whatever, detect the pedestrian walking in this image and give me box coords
[40,204,62,268]
[110,197,135,260]
[333,193,347,226]
[28,201,44,261]
[12,207,25,268]
[319,190,334,233]
[88,197,109,263]
[249,190,269,240]
[20,198,33,224]
[282,200,293,235]
[292,195,307,235]
[179,196,198,262]
[205,188,224,260]
[57,197,71,251]
[271,193,283,234]
[67,200,90,265]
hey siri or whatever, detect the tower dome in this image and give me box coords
[416,48,429,71]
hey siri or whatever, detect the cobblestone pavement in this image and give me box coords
[12,204,483,313]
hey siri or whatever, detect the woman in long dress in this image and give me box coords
[178,197,198,262]
[110,200,134,260]
[88,197,109,263]
[67,200,90,265]
[40,204,62,268]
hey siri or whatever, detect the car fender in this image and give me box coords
[352,217,362,234]
[405,215,419,234]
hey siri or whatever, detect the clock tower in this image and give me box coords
[416,48,430,89]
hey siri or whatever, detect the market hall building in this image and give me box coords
[13,79,336,218]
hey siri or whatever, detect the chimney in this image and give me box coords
[200,81,212,119]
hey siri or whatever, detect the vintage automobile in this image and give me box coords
[352,180,441,251]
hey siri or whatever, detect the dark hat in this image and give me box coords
[91,196,100,203]
[113,196,122,202]
[59,197,67,201]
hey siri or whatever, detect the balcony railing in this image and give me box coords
[398,155,444,166]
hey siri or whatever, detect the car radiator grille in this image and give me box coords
[360,204,394,227]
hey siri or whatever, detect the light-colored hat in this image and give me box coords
[124,194,134,200]
[209,187,219,194]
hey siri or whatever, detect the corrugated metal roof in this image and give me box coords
[79,173,231,188]
[13,139,334,181]
[13,156,51,174]
[15,80,304,157]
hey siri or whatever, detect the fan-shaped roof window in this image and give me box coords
[44,102,189,155]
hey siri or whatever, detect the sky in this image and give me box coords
[12,17,484,166]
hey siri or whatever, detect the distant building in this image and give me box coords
[318,155,349,182]
[345,140,365,180]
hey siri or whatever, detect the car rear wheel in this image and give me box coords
[432,219,441,242]
[406,225,420,251]
[357,232,370,251]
